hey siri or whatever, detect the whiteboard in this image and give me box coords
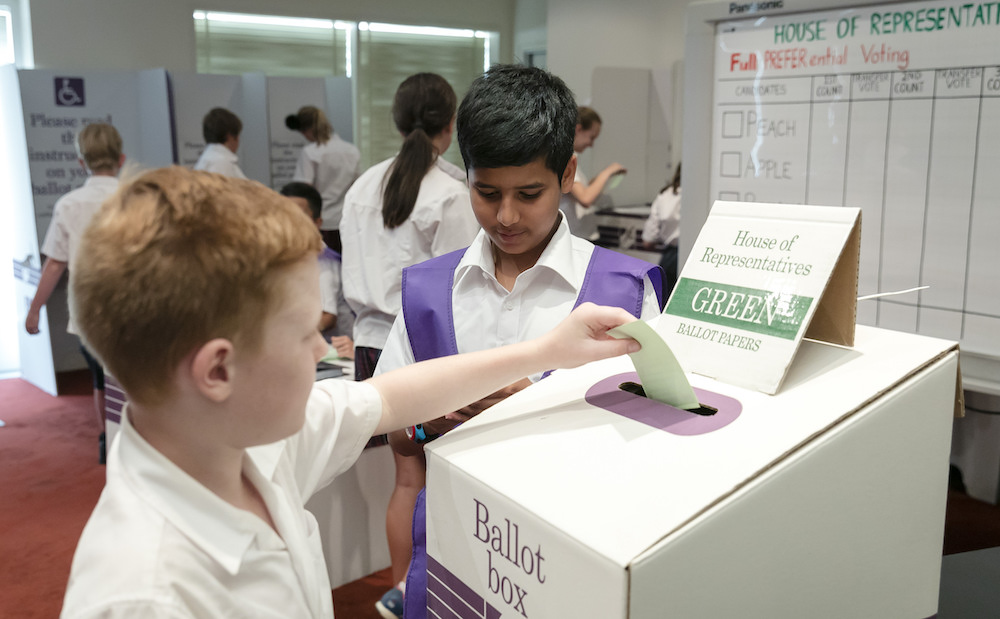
[683,0,1000,394]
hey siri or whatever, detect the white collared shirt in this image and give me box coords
[319,252,354,339]
[193,143,247,180]
[41,175,119,335]
[435,156,467,182]
[375,217,661,381]
[292,135,362,231]
[61,379,382,619]
[642,187,681,247]
[341,156,480,350]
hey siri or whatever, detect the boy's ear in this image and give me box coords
[189,338,236,403]
[560,154,578,194]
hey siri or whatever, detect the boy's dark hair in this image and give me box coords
[202,107,242,144]
[456,64,576,179]
[280,182,323,220]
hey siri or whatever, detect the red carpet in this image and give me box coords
[4,371,1000,617]
[0,373,105,618]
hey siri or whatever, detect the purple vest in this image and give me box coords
[401,245,665,363]
[400,247,664,619]
[321,246,341,262]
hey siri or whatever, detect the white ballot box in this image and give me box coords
[424,319,960,618]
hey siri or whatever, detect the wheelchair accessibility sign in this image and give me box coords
[54,77,85,107]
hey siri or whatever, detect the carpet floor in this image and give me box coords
[3,371,1000,617]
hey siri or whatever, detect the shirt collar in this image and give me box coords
[114,405,272,575]
[207,142,239,162]
[83,175,118,188]
[456,213,578,288]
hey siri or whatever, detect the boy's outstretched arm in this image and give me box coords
[369,303,640,435]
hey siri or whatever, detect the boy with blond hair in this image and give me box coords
[25,122,125,464]
[60,166,640,618]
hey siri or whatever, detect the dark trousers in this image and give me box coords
[321,229,342,254]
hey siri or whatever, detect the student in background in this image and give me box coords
[193,107,247,179]
[340,72,479,382]
[286,106,361,253]
[642,162,682,295]
[280,181,355,359]
[339,72,480,618]
[375,65,666,619]
[24,122,124,465]
[558,105,627,240]
[60,165,641,618]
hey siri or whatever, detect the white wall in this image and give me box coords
[547,0,695,103]
[27,0,516,71]
[544,0,697,205]
[514,0,547,65]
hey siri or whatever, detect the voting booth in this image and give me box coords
[422,203,961,617]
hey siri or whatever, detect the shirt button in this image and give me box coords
[505,303,514,311]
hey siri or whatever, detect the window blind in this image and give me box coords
[0,7,13,65]
[356,28,486,169]
[193,12,494,173]
[194,13,348,78]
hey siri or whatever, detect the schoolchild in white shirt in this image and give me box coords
[25,122,124,464]
[558,106,628,240]
[642,162,682,294]
[192,107,248,179]
[286,106,362,253]
[374,65,666,619]
[281,181,355,358]
[340,72,480,382]
[60,165,641,619]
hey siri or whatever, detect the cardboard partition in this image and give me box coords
[1,64,54,391]
[425,321,959,618]
[168,72,270,184]
[265,76,354,192]
[11,68,173,383]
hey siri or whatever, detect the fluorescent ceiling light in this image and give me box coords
[193,11,344,30]
[360,22,477,38]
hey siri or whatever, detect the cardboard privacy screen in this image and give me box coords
[661,201,861,394]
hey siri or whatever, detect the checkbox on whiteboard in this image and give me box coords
[722,112,743,138]
[720,152,741,178]
[719,191,740,200]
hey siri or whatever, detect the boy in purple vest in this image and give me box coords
[372,64,665,619]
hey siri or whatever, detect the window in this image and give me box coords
[194,11,350,78]
[192,11,497,170]
[1,6,14,65]
[1,0,32,68]
[356,22,492,168]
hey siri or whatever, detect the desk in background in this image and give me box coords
[594,203,664,265]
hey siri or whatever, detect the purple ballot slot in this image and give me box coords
[585,372,741,436]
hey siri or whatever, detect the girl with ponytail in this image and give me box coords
[341,72,478,380]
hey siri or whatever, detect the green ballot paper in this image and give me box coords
[609,320,700,410]
[605,172,624,191]
[320,345,342,364]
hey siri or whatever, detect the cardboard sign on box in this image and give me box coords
[660,201,861,394]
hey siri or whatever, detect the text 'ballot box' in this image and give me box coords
[424,319,959,618]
